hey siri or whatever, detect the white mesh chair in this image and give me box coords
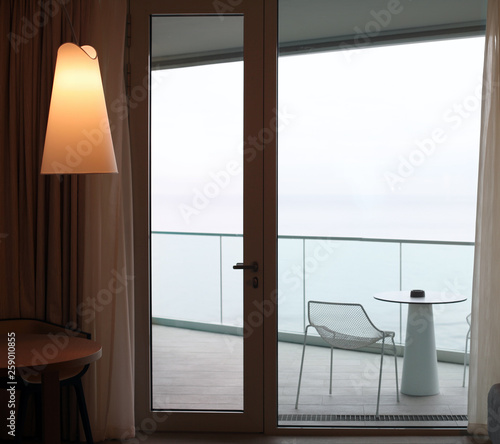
[295,301,399,416]
[463,313,471,387]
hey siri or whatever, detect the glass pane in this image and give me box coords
[278,0,484,426]
[150,16,244,411]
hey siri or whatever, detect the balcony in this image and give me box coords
[152,325,468,427]
[151,231,473,426]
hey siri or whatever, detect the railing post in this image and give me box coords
[302,238,306,331]
[399,242,403,344]
[220,235,223,325]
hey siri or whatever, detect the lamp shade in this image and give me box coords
[41,43,118,174]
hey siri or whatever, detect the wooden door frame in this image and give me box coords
[129,0,267,432]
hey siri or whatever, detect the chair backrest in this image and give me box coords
[307,301,384,350]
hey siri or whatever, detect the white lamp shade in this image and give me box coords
[41,43,118,174]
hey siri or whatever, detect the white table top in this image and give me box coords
[374,290,467,305]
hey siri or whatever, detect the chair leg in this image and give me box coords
[295,327,309,409]
[73,379,94,444]
[392,337,399,402]
[376,338,385,417]
[14,389,30,444]
[329,347,333,395]
[35,390,43,441]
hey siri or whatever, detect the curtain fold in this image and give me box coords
[0,0,91,332]
[0,0,134,440]
[468,0,500,435]
[81,1,136,440]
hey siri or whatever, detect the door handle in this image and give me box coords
[233,261,258,272]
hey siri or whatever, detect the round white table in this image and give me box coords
[374,291,466,396]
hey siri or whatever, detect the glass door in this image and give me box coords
[131,0,264,432]
[276,0,484,428]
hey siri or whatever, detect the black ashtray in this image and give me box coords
[410,289,425,298]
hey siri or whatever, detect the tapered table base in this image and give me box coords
[401,304,439,396]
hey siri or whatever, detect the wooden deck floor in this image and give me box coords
[152,325,468,428]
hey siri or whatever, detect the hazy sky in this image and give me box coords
[151,36,485,242]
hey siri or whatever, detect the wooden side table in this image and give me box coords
[1,333,102,444]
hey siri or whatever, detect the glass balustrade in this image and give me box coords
[152,231,473,355]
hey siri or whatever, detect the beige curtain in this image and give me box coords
[0,0,89,325]
[468,0,500,435]
[0,0,134,441]
[0,3,88,440]
[81,1,136,440]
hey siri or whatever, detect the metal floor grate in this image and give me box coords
[278,414,468,422]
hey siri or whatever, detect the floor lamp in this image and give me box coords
[38,41,117,442]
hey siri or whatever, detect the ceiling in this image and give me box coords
[151,0,487,67]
